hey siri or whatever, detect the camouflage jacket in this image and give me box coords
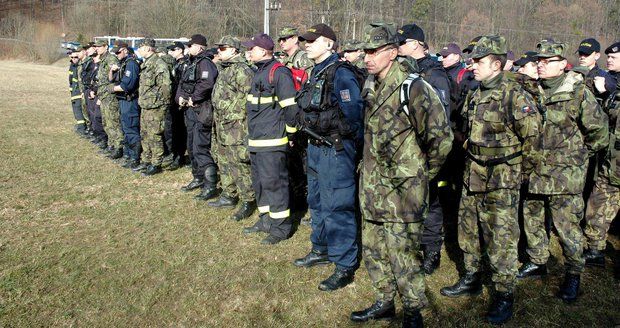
[212,54,253,146]
[528,71,609,195]
[283,49,313,70]
[138,54,172,110]
[95,51,119,101]
[360,60,453,223]
[601,83,619,186]
[462,72,541,193]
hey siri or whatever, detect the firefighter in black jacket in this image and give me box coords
[241,33,298,245]
[68,50,87,135]
[176,34,219,199]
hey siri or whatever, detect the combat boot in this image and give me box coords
[557,273,580,304]
[260,234,285,245]
[181,178,204,192]
[293,249,330,267]
[122,159,140,169]
[132,162,150,173]
[486,291,514,325]
[99,145,113,155]
[584,249,605,267]
[207,195,238,208]
[161,154,174,169]
[195,166,219,201]
[142,164,162,176]
[166,156,181,171]
[440,272,482,298]
[230,201,256,221]
[318,267,354,291]
[350,300,396,322]
[517,262,547,279]
[402,307,423,328]
[108,146,123,159]
[423,250,441,275]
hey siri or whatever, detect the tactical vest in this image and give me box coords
[296,61,365,138]
[112,57,139,101]
[180,56,206,95]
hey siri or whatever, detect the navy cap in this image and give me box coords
[187,34,207,47]
[462,36,482,54]
[605,41,620,54]
[396,24,425,43]
[577,38,600,55]
[166,41,186,51]
[241,33,275,51]
[514,51,538,66]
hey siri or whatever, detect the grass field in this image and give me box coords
[0,60,618,327]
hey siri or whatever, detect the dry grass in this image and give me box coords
[0,60,618,327]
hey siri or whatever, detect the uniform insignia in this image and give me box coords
[201,71,209,79]
[522,105,534,113]
[125,70,131,77]
[613,47,619,52]
[340,89,351,102]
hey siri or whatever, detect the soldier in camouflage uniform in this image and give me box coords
[440,35,541,325]
[518,40,609,305]
[340,39,366,69]
[134,38,172,176]
[94,40,124,159]
[583,42,620,267]
[206,36,257,222]
[277,26,314,70]
[350,22,453,327]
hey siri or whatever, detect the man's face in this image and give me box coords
[115,48,127,60]
[278,36,298,52]
[168,48,183,59]
[343,50,363,63]
[69,53,79,63]
[77,50,86,60]
[188,43,202,57]
[441,53,460,68]
[578,51,599,68]
[217,45,236,61]
[537,56,567,79]
[86,46,96,57]
[397,39,417,57]
[95,45,107,55]
[607,53,620,72]
[472,55,500,81]
[364,45,397,78]
[304,36,331,60]
[517,61,538,79]
[247,46,267,63]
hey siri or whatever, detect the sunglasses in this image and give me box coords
[70,56,79,59]
[218,46,230,51]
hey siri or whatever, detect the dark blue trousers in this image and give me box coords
[120,98,141,160]
[307,140,359,270]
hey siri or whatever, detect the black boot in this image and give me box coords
[122,159,140,169]
[423,250,441,275]
[142,164,162,176]
[440,272,482,298]
[260,234,286,245]
[350,300,396,322]
[207,195,238,208]
[557,273,580,304]
[195,166,219,201]
[243,217,266,235]
[108,146,123,159]
[132,162,150,173]
[318,267,355,291]
[293,250,330,268]
[486,291,514,325]
[402,307,424,328]
[230,201,256,221]
[584,249,605,267]
[517,261,547,279]
[167,156,181,171]
[181,178,204,192]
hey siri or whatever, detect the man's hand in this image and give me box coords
[89,91,95,99]
[96,99,101,106]
[178,97,187,106]
[187,97,194,107]
[594,76,607,93]
[110,64,120,72]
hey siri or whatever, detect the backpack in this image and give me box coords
[268,61,307,91]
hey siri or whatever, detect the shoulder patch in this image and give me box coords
[521,105,536,114]
[340,89,351,102]
[125,70,131,77]
[201,71,209,79]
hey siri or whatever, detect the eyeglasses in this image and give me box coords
[364,45,394,56]
[70,56,78,59]
[537,58,564,65]
[217,46,230,51]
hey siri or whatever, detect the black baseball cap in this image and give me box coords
[514,51,538,66]
[187,34,207,47]
[166,41,186,51]
[604,41,620,54]
[396,24,425,43]
[299,24,338,42]
[577,38,600,55]
[462,36,482,54]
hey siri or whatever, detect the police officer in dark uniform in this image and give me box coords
[397,23,452,274]
[110,42,141,169]
[241,33,298,245]
[292,24,364,291]
[176,34,219,199]
[165,41,189,170]
[575,38,613,102]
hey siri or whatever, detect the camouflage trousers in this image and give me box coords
[459,188,519,293]
[523,193,585,275]
[214,142,254,202]
[362,220,427,310]
[100,97,123,148]
[584,173,620,251]
[140,107,166,166]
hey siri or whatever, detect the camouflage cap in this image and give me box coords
[215,35,242,50]
[93,40,108,47]
[362,22,398,50]
[469,35,507,59]
[536,39,567,59]
[278,26,298,39]
[340,39,363,52]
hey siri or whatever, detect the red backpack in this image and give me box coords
[269,62,308,91]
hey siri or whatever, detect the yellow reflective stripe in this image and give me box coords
[437,181,449,187]
[279,97,296,108]
[71,95,82,100]
[270,209,290,219]
[246,94,278,104]
[72,78,79,82]
[75,120,86,124]
[248,137,288,147]
[285,125,297,133]
[258,206,270,213]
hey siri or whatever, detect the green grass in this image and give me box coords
[0,60,618,327]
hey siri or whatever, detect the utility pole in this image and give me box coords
[264,1,281,35]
